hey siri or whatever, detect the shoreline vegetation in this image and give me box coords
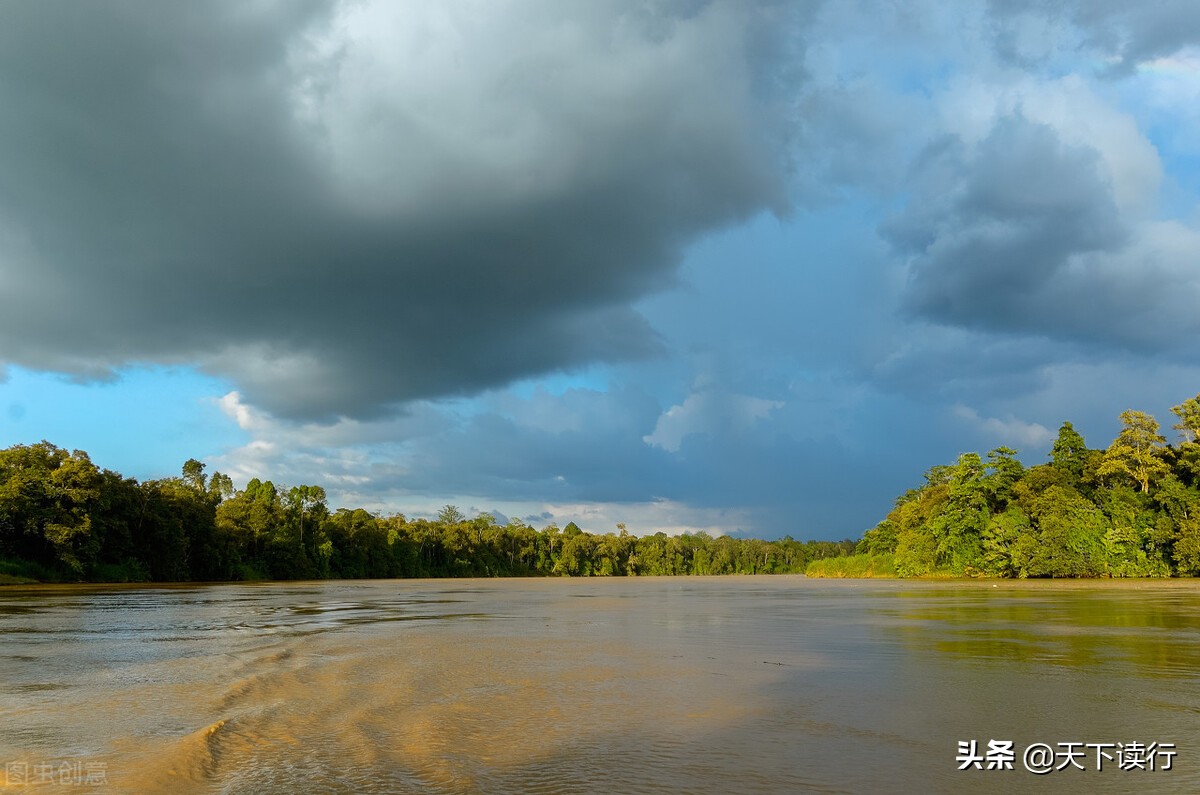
[6,391,1200,585]
[808,392,1200,579]
[805,554,898,579]
[0,442,854,584]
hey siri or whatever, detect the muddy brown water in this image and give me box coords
[1,577,1197,793]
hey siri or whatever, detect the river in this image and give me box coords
[1,577,1197,793]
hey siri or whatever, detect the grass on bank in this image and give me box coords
[0,557,58,585]
[805,553,897,578]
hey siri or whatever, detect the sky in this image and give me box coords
[3,0,1200,540]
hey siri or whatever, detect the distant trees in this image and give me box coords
[0,443,854,583]
[30,388,1200,585]
[861,391,1200,578]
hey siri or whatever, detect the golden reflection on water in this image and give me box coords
[1,577,1199,794]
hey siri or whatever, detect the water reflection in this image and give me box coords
[877,586,1200,678]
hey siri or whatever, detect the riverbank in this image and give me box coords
[805,553,898,578]
[804,552,1192,580]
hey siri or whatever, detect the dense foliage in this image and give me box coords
[804,554,897,578]
[856,393,1200,578]
[0,443,853,583]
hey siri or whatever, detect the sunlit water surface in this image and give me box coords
[1,577,1198,793]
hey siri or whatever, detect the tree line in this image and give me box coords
[854,392,1200,577]
[0,442,854,583]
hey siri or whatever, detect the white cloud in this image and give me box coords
[208,390,441,494]
[643,390,784,453]
[481,498,750,537]
[952,405,1054,449]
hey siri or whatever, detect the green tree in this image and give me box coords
[287,484,327,544]
[207,472,234,501]
[44,449,104,575]
[1022,485,1109,577]
[984,446,1024,512]
[1171,394,1200,444]
[437,505,465,525]
[928,453,989,575]
[1174,515,1200,575]
[1101,487,1164,577]
[181,459,207,492]
[216,478,282,569]
[1098,410,1169,494]
[890,478,950,577]
[856,519,898,555]
[0,443,107,576]
[634,533,668,575]
[981,506,1032,577]
[1049,422,1088,482]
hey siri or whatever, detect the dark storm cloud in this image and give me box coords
[892,113,1122,317]
[0,1,795,420]
[886,112,1200,350]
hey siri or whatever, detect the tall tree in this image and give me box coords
[1049,422,1088,482]
[929,453,989,574]
[437,504,465,525]
[181,459,207,492]
[287,485,327,544]
[1098,410,1169,494]
[984,446,1024,511]
[207,472,234,501]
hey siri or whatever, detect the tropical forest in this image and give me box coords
[810,392,1200,578]
[0,444,852,584]
[5,391,1200,583]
